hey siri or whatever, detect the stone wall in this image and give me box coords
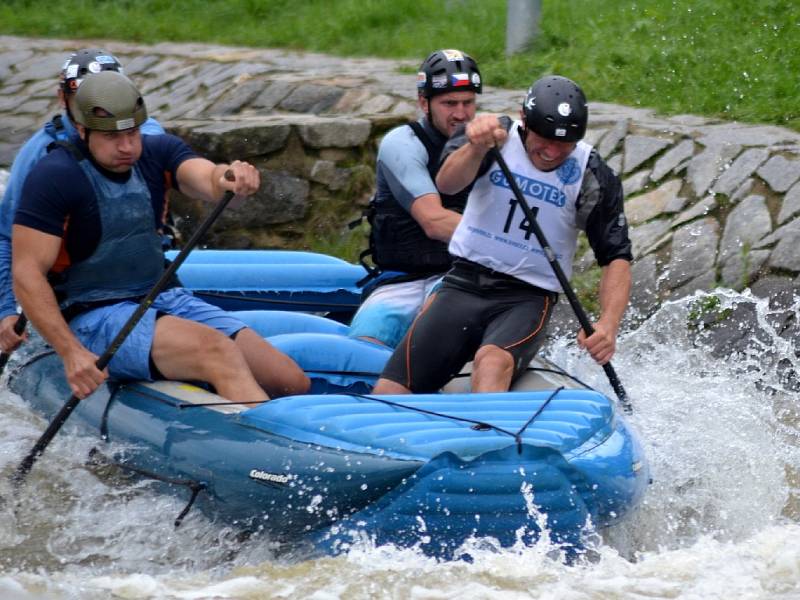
[2,36,800,322]
[585,111,800,321]
[164,114,393,250]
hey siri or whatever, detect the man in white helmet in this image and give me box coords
[0,48,164,353]
[12,71,309,402]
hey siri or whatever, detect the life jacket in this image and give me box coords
[354,121,468,287]
[44,114,178,250]
[44,113,68,141]
[47,142,165,314]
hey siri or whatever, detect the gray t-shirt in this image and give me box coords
[374,120,438,212]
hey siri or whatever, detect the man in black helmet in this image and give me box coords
[12,71,309,402]
[0,48,164,354]
[348,49,481,348]
[374,75,632,394]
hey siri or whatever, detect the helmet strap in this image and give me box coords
[519,124,530,146]
[64,98,76,124]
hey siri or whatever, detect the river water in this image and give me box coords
[0,290,797,599]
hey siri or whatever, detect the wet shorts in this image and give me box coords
[380,262,557,392]
[68,287,247,381]
[348,274,442,347]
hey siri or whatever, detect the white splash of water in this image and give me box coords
[0,290,798,598]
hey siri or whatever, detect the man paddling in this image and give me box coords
[0,48,165,354]
[12,70,309,402]
[348,49,481,347]
[373,75,632,394]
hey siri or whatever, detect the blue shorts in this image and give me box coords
[69,287,247,381]
[348,275,442,348]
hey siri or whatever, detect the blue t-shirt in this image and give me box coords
[15,133,196,271]
[0,113,164,318]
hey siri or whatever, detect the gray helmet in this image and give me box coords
[522,76,588,142]
[70,70,147,131]
[59,48,123,94]
[416,49,482,98]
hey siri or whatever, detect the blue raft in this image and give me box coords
[168,249,365,317]
[8,306,648,558]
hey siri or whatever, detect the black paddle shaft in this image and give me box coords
[11,187,237,487]
[489,147,632,413]
[0,313,28,375]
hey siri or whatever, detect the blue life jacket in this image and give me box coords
[51,144,164,311]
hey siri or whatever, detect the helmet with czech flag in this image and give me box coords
[69,70,147,132]
[416,49,482,99]
[59,48,123,95]
[522,75,588,142]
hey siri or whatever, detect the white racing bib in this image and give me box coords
[449,121,592,292]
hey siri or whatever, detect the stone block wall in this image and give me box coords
[2,36,800,322]
[581,109,800,320]
[164,114,399,250]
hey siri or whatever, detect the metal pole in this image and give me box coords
[506,0,541,56]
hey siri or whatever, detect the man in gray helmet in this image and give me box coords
[348,49,482,348]
[0,48,164,354]
[373,75,632,394]
[12,71,309,402]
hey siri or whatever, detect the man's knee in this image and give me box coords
[235,328,311,395]
[474,345,513,374]
[372,378,411,395]
[203,326,241,358]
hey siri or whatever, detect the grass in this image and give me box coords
[1,0,798,130]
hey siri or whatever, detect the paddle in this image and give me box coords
[489,147,633,414]
[0,313,28,375]
[11,182,238,487]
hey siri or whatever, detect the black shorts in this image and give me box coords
[380,260,558,392]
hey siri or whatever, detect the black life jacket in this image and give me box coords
[355,120,468,286]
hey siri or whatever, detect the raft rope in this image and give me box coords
[177,399,268,409]
[176,386,565,454]
[96,390,208,526]
[86,447,207,527]
[344,386,565,455]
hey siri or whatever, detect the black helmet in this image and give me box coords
[59,49,123,94]
[416,49,482,98]
[522,76,588,142]
[70,71,147,132]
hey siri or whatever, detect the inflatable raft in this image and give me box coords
[7,308,648,559]
[168,249,366,318]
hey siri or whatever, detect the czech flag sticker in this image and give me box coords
[451,73,470,87]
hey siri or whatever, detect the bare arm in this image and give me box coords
[577,258,632,364]
[436,114,508,195]
[409,193,461,242]
[12,224,106,397]
[175,157,260,203]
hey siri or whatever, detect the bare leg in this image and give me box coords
[471,344,514,393]
[233,327,310,398]
[151,316,267,402]
[372,378,412,394]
